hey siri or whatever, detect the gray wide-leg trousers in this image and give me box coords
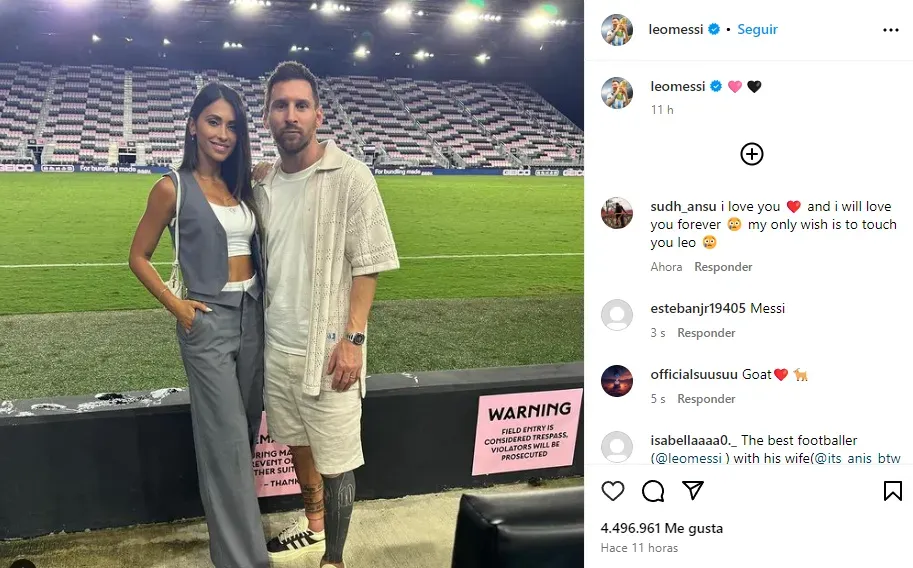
[177,286,269,568]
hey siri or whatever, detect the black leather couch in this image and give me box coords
[450,486,584,568]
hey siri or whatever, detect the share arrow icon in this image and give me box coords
[682,481,704,501]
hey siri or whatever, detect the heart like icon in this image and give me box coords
[747,80,762,93]
[787,201,801,213]
[774,369,788,381]
[602,481,625,501]
[728,80,742,93]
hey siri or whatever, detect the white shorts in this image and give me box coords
[264,343,364,475]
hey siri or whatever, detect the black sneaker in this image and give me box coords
[267,516,326,563]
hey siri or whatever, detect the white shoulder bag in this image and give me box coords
[164,170,187,300]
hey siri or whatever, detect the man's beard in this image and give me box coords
[274,129,309,155]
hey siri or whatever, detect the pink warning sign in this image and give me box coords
[471,388,583,476]
[252,411,300,498]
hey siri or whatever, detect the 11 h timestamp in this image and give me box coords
[601,542,680,553]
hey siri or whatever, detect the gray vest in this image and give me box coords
[165,168,264,306]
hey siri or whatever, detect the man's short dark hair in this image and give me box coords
[263,61,320,116]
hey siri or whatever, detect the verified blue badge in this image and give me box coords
[708,23,720,35]
[710,80,722,92]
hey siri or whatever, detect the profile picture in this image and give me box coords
[601,431,633,463]
[602,77,632,109]
[602,14,633,46]
[601,299,632,331]
[601,365,633,397]
[601,197,633,229]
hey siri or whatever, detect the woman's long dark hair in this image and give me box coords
[179,82,253,205]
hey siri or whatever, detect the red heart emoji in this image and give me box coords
[774,369,788,381]
[787,201,801,213]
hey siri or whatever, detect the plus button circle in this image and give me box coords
[740,142,764,166]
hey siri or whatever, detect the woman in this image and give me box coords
[128,82,269,568]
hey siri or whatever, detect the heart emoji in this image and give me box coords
[787,201,801,213]
[602,481,625,501]
[774,369,788,381]
[747,81,762,93]
[728,81,742,93]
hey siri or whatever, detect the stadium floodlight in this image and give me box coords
[354,46,370,58]
[525,14,548,29]
[384,4,412,21]
[91,34,101,43]
[319,2,349,13]
[224,41,243,49]
[290,45,310,52]
[522,15,567,34]
[454,8,476,22]
[231,0,271,12]
[151,0,189,11]
[414,50,434,60]
[523,8,566,32]
[310,2,318,8]
[476,53,490,64]
[163,38,171,45]
[453,7,501,28]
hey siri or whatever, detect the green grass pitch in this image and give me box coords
[0,173,582,399]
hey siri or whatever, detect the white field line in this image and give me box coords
[0,252,582,269]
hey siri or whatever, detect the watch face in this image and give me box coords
[350,333,365,345]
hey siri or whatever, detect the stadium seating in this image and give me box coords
[0,62,51,163]
[442,80,581,168]
[132,67,196,167]
[0,62,583,169]
[40,65,126,165]
[388,77,512,169]
[498,82,584,165]
[326,75,443,167]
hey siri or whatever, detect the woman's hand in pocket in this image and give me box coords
[174,300,211,332]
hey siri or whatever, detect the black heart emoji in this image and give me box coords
[747,81,762,93]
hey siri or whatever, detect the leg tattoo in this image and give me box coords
[302,482,325,516]
[322,471,356,564]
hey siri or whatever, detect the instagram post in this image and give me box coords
[6,0,910,567]
[0,1,584,567]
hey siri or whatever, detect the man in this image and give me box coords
[606,16,629,46]
[252,61,400,567]
[606,79,629,109]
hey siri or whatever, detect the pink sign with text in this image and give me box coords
[252,411,301,498]
[471,388,583,476]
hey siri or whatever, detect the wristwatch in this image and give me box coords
[346,331,366,346]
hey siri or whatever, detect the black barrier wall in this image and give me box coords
[0,363,583,540]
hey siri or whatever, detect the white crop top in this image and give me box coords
[209,202,257,257]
